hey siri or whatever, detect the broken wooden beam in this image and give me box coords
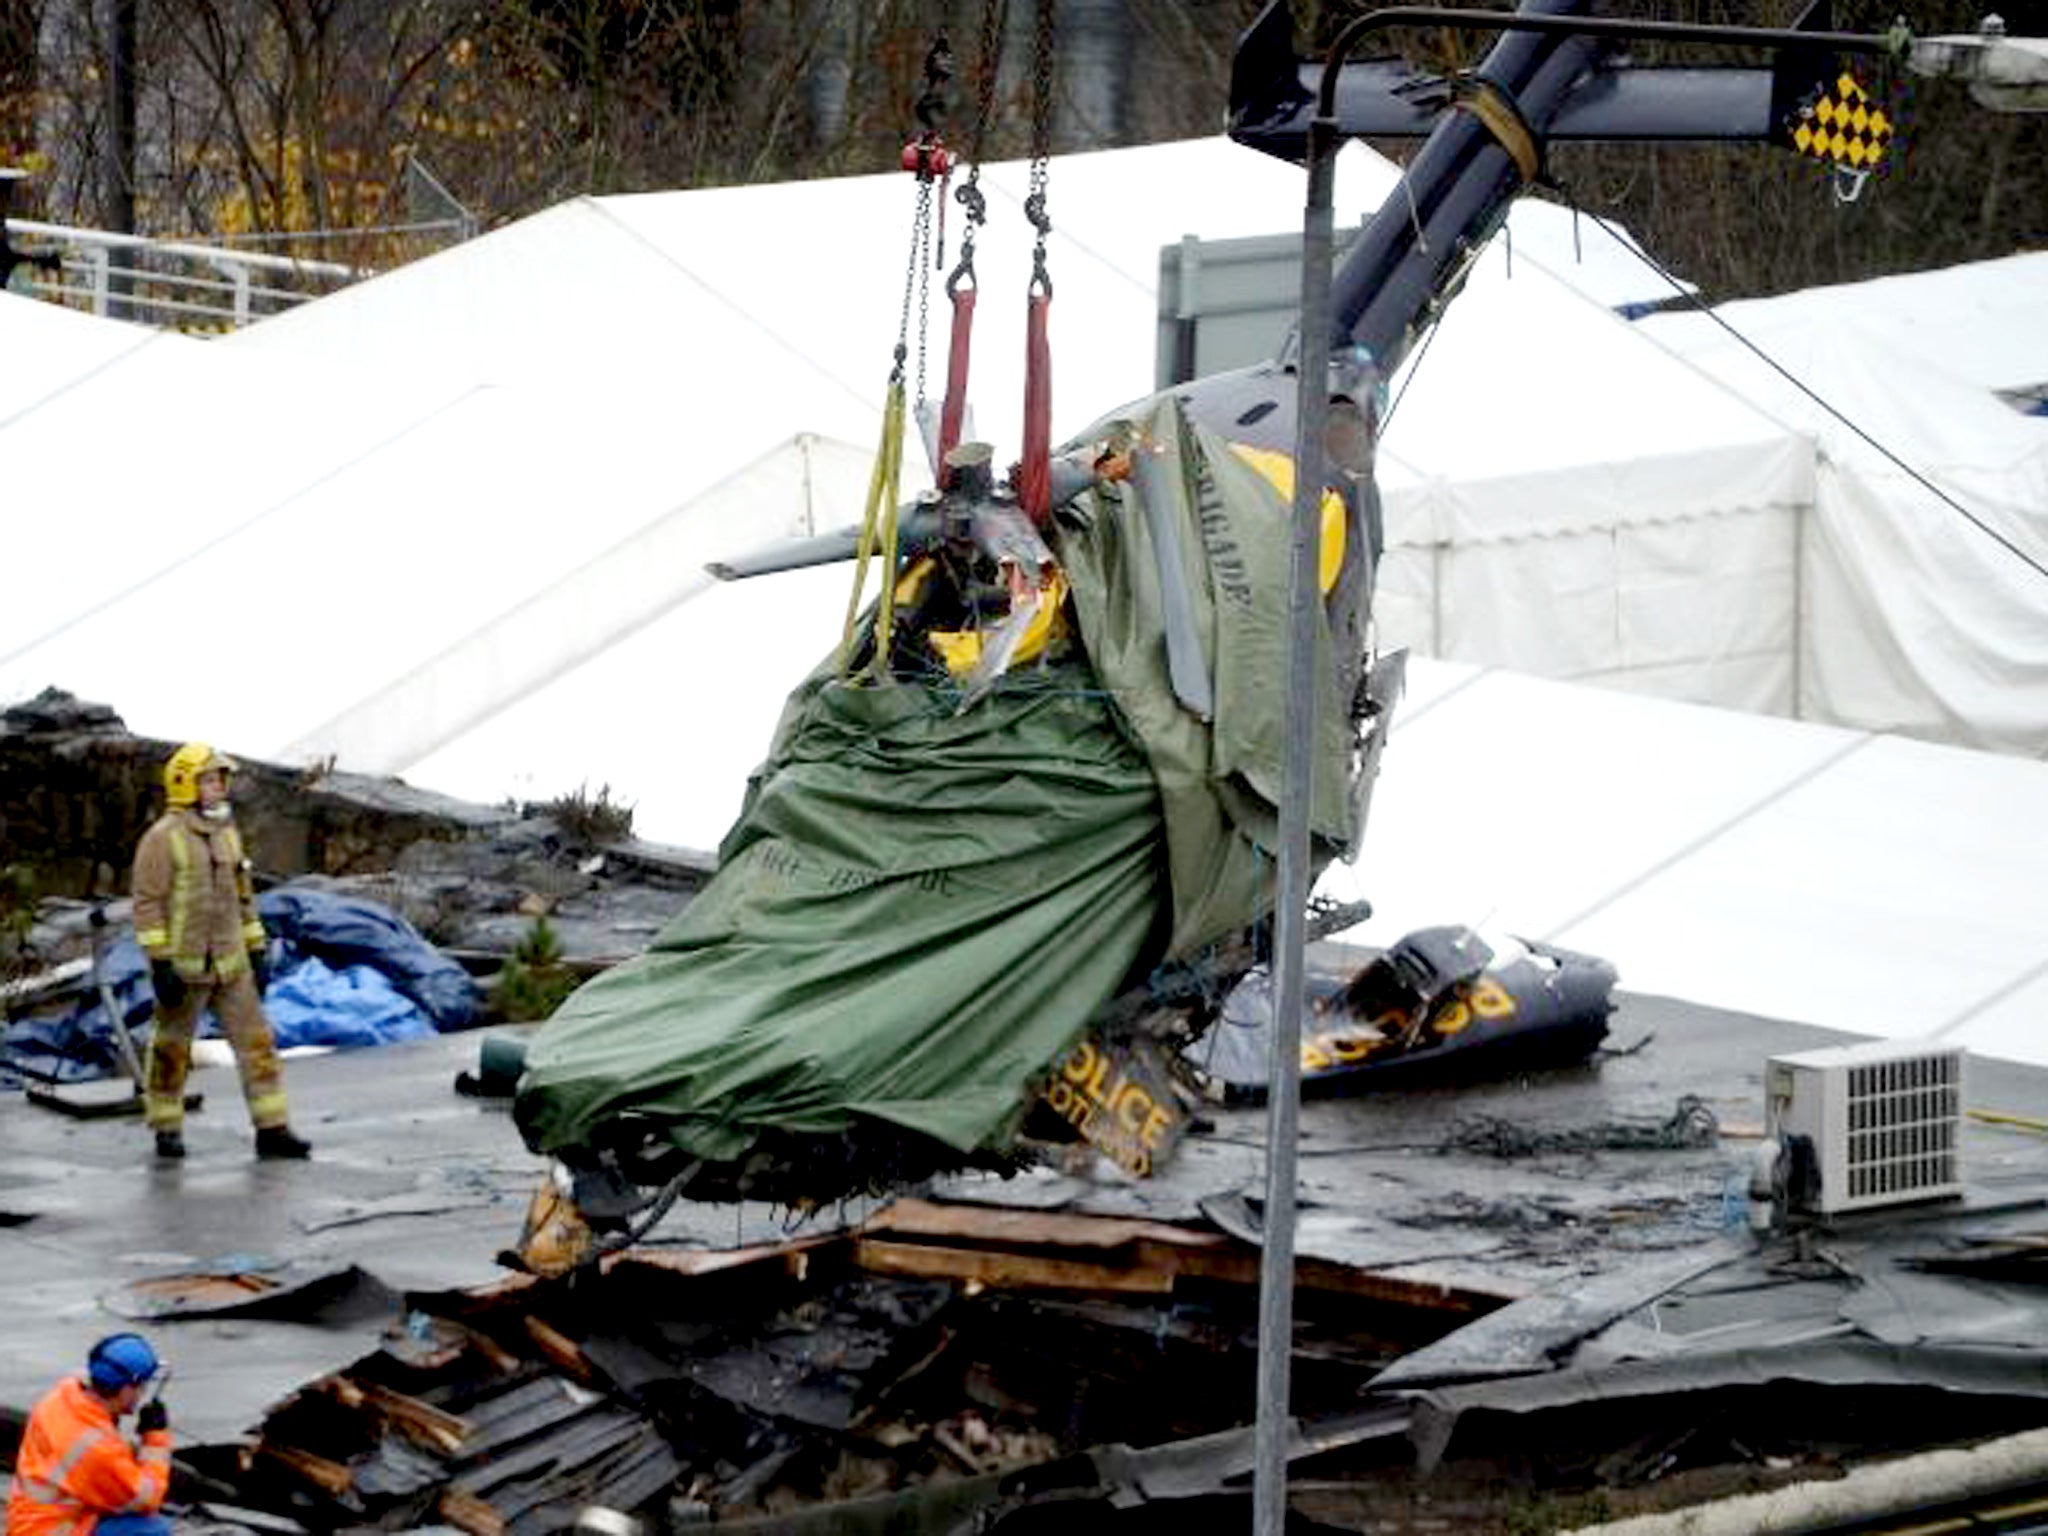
[338,1375,473,1456]
[254,1441,353,1497]
[439,1485,505,1536]
[851,1198,1500,1312]
[854,1236,1175,1294]
[521,1315,595,1383]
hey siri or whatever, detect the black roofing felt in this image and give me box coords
[5,990,2048,1461]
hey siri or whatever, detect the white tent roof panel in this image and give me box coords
[1555,731,2048,1046]
[1636,260,2048,754]
[403,559,854,848]
[0,343,468,679]
[0,291,171,420]
[285,433,872,776]
[230,199,885,438]
[1321,663,2048,1061]
[1324,664,1863,945]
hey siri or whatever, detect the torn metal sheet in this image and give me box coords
[1368,1239,1750,1390]
[1405,1337,2048,1474]
[442,1398,678,1536]
[103,1258,397,1323]
[1036,1031,1190,1178]
[699,1409,1411,1535]
[678,1274,955,1431]
[251,1339,676,1536]
[1839,1259,2048,1349]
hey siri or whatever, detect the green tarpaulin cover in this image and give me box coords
[514,396,1358,1167]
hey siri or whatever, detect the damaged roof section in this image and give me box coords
[18,977,2048,1530]
[212,1171,2048,1536]
[218,1197,1484,1534]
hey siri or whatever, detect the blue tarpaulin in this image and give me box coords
[257,889,477,1032]
[263,955,437,1049]
[1,888,475,1088]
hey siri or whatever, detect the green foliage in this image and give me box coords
[526,783,634,845]
[1500,1490,1613,1535]
[492,914,580,1022]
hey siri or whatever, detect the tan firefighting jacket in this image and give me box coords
[132,809,267,980]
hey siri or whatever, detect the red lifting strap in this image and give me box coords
[937,287,976,488]
[1019,291,1052,524]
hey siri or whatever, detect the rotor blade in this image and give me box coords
[706,506,945,581]
[705,529,863,581]
[1130,441,1215,723]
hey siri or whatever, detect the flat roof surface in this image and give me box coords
[7,991,2048,1451]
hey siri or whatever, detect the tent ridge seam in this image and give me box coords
[1540,729,1876,946]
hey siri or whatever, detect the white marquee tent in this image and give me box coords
[229,136,1811,784]
[3,135,1811,805]
[1318,659,2048,1068]
[1634,253,2048,757]
[4,138,2043,1063]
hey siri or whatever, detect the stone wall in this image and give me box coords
[0,690,513,898]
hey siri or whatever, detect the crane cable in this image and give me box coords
[841,35,953,680]
[1568,199,2048,586]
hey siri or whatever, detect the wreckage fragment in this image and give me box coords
[232,1197,1498,1534]
[1191,926,1618,1100]
[510,394,1389,1216]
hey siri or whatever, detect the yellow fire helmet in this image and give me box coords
[163,742,238,807]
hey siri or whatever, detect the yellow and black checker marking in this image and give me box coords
[1783,71,1894,172]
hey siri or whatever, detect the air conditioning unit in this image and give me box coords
[1765,1039,1965,1216]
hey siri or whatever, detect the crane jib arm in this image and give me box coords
[1224,0,1892,373]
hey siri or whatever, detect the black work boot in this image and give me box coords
[255,1125,312,1160]
[154,1129,186,1160]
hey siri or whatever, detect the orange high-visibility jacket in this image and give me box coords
[133,808,267,981]
[6,1376,172,1536]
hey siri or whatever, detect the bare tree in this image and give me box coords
[8,0,2036,308]
[0,0,39,167]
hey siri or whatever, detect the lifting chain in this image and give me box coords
[896,31,953,405]
[947,0,1006,300]
[1025,0,1055,298]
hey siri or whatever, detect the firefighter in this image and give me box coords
[6,1333,174,1536]
[132,743,311,1161]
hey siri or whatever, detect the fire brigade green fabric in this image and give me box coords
[1057,395,1355,954]
[513,392,1358,1164]
[515,665,1163,1158]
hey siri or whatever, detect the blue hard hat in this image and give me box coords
[87,1334,159,1392]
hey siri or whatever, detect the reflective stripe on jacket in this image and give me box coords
[5,1376,172,1536]
[132,808,266,980]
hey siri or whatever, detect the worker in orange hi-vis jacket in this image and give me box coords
[132,742,310,1162]
[6,1334,174,1536]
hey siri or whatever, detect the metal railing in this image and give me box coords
[5,218,363,330]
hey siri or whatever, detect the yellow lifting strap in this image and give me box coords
[1456,79,1540,184]
[839,378,909,680]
